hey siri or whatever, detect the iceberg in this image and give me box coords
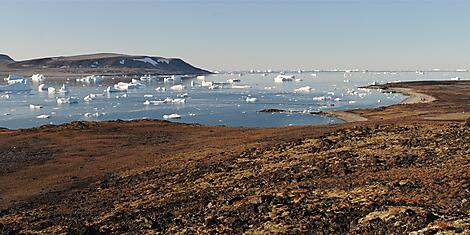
[170,84,185,91]
[231,85,251,89]
[201,80,213,87]
[105,86,121,92]
[164,75,182,83]
[29,104,42,109]
[112,82,139,92]
[246,97,258,103]
[274,75,294,83]
[0,79,31,92]
[48,87,56,94]
[294,86,314,92]
[38,84,48,91]
[36,114,50,119]
[163,113,181,119]
[140,75,157,81]
[4,74,30,85]
[31,74,45,82]
[76,75,105,83]
[58,84,69,93]
[57,97,79,104]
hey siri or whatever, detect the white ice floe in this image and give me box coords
[29,104,42,109]
[165,98,186,104]
[105,86,121,92]
[0,79,31,92]
[231,85,251,89]
[196,75,206,80]
[201,80,213,87]
[58,84,69,93]
[0,94,10,99]
[145,97,186,106]
[155,87,166,92]
[246,97,258,103]
[76,75,105,83]
[83,94,98,102]
[313,96,332,101]
[144,94,154,98]
[4,74,30,84]
[164,75,182,83]
[31,74,45,82]
[48,87,56,94]
[274,75,295,83]
[294,86,314,92]
[140,75,157,81]
[36,114,50,119]
[112,82,139,92]
[57,97,79,104]
[130,79,145,87]
[38,84,48,91]
[177,93,189,98]
[208,85,222,90]
[163,113,181,119]
[170,84,185,91]
[451,77,461,81]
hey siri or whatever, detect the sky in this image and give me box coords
[1,0,470,71]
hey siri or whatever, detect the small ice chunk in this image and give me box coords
[163,113,181,119]
[246,97,258,103]
[36,114,50,119]
[294,86,314,92]
[170,84,185,91]
[29,104,42,109]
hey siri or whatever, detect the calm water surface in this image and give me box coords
[0,71,467,129]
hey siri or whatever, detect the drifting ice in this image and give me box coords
[294,86,314,92]
[0,79,31,92]
[31,74,45,82]
[163,113,181,119]
[246,97,258,103]
[274,75,295,83]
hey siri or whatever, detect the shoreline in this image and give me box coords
[323,84,438,123]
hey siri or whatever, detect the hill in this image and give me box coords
[0,54,13,62]
[0,53,211,76]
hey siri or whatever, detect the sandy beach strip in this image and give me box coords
[324,85,438,123]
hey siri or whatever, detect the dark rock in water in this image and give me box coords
[258,108,287,113]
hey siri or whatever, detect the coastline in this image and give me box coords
[323,84,438,123]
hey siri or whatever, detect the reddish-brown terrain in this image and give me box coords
[0,81,469,234]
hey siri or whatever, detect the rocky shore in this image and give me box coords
[1,81,470,234]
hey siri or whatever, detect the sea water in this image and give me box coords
[0,71,467,129]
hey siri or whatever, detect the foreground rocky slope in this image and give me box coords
[0,121,469,234]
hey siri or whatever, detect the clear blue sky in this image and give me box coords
[1,0,470,70]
